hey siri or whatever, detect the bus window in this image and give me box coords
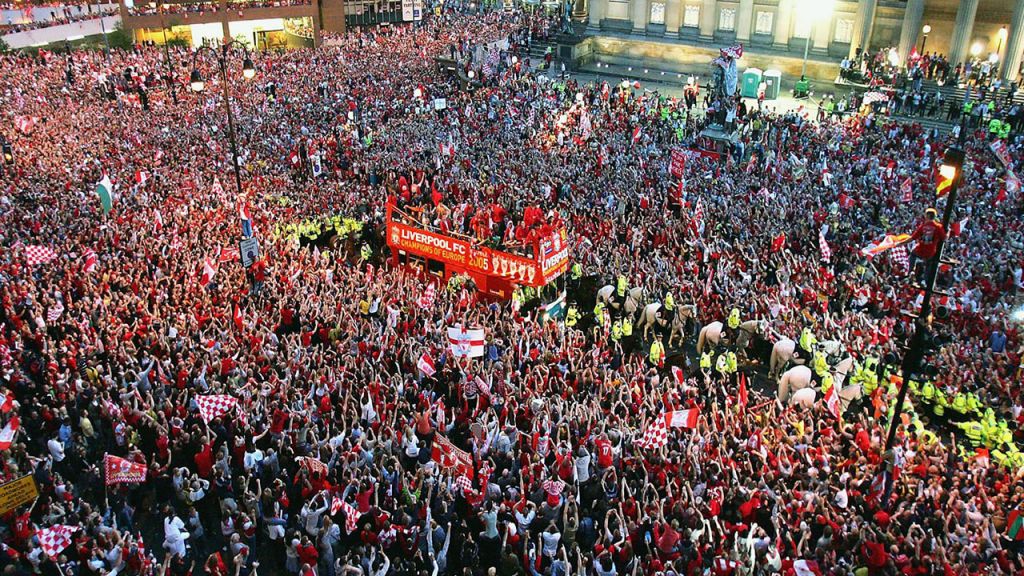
[427,259,445,278]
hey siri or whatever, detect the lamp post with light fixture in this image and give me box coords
[920,24,930,55]
[150,2,177,104]
[797,0,835,82]
[188,41,256,198]
[884,122,966,461]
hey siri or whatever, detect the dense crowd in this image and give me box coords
[1,6,1024,576]
[1,3,116,32]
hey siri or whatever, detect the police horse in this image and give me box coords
[596,285,644,318]
[696,319,766,356]
[777,356,858,410]
[636,303,698,348]
[769,338,845,380]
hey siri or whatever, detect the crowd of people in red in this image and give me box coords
[0,4,1022,576]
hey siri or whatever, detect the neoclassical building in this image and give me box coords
[576,0,1024,81]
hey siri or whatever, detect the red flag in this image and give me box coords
[900,177,913,203]
[671,366,684,385]
[0,416,18,450]
[199,257,218,287]
[951,217,968,237]
[0,393,13,414]
[824,385,841,420]
[233,304,244,331]
[997,186,1008,204]
[666,409,700,429]
[771,233,786,253]
[838,193,855,209]
[103,454,147,485]
[738,373,748,407]
[417,353,436,376]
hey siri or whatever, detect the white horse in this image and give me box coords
[777,357,855,405]
[636,303,697,347]
[769,338,846,380]
[596,285,644,317]
[696,319,764,355]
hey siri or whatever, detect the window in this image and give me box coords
[649,1,665,24]
[718,7,735,31]
[683,4,699,27]
[755,10,773,35]
[834,18,854,43]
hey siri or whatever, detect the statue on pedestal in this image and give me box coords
[709,43,743,128]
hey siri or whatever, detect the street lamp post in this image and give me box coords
[920,24,930,56]
[152,2,178,104]
[883,123,967,462]
[189,41,256,198]
[798,0,835,82]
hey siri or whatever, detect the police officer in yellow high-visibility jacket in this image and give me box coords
[566,305,580,328]
[617,275,627,298]
[649,335,665,368]
[716,350,737,378]
[611,320,623,342]
[664,292,675,312]
[700,350,713,373]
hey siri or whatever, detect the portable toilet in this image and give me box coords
[763,69,782,100]
[741,68,763,98]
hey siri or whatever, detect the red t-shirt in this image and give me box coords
[910,219,946,259]
[595,438,613,468]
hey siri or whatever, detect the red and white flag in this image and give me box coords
[339,500,360,533]
[738,372,749,407]
[0,393,14,414]
[24,245,58,266]
[46,301,64,323]
[447,325,485,358]
[199,257,218,287]
[211,177,224,197]
[37,525,77,558]
[900,177,913,203]
[104,454,147,485]
[82,249,98,273]
[951,217,968,237]
[0,416,19,450]
[233,304,244,331]
[794,559,822,576]
[889,244,910,274]
[636,417,669,450]
[330,495,343,516]
[297,456,329,478]
[14,116,38,134]
[671,365,684,385]
[818,227,831,263]
[824,384,841,420]
[667,409,700,429]
[418,284,436,309]
[417,353,436,376]
[196,395,238,423]
[631,126,642,146]
[135,170,149,185]
[154,209,164,233]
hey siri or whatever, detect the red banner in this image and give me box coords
[104,454,147,486]
[670,148,686,178]
[431,434,472,477]
[387,212,566,288]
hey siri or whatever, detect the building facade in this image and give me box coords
[579,0,1024,81]
[118,0,349,48]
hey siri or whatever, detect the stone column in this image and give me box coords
[735,0,753,41]
[632,0,649,33]
[812,15,830,51]
[773,0,792,49]
[665,0,682,34]
[698,0,716,40]
[896,0,922,64]
[947,0,978,67]
[573,0,588,19]
[588,0,605,30]
[848,0,877,59]
[1002,0,1024,80]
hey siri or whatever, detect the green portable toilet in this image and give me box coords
[763,69,781,100]
[741,68,763,98]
